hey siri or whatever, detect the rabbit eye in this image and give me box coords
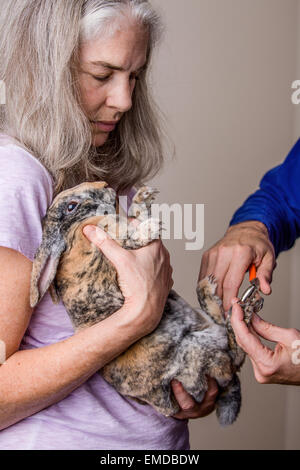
[66,201,79,213]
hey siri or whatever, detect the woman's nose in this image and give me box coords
[106,80,133,113]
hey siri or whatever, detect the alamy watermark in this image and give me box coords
[291,80,300,104]
[0,339,6,365]
[151,202,204,251]
[291,339,300,365]
[96,197,205,251]
[0,80,5,105]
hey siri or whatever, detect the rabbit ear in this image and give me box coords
[49,283,60,304]
[30,234,66,308]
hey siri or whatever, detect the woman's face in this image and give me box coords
[78,23,149,147]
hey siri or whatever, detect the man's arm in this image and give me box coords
[230,138,300,257]
[199,139,300,310]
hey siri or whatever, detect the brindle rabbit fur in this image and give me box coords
[30,182,263,426]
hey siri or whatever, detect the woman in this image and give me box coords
[0,0,217,450]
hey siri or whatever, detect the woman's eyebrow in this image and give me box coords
[89,60,146,73]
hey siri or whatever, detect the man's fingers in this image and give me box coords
[251,314,292,345]
[222,257,253,311]
[230,301,271,361]
[199,249,255,311]
[211,251,234,299]
[202,251,218,282]
[257,276,272,295]
[198,252,209,282]
[248,323,262,341]
[199,250,229,300]
[256,253,275,295]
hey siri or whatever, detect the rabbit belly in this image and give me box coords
[101,293,236,419]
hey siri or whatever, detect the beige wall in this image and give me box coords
[149,0,299,450]
[285,0,300,451]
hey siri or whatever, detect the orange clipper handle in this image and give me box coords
[249,264,257,282]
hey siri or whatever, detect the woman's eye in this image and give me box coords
[94,75,111,82]
[94,73,140,83]
[66,201,79,213]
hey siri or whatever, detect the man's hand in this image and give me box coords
[171,377,219,419]
[199,221,276,311]
[230,299,300,385]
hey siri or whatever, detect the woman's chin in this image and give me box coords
[92,132,109,147]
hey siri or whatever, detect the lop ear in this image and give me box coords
[30,229,66,308]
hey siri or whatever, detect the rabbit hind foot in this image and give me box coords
[197,275,225,326]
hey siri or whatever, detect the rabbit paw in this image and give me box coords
[196,276,225,325]
[128,186,159,222]
[125,218,162,248]
[131,186,159,206]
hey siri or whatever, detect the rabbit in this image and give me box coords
[30,181,264,426]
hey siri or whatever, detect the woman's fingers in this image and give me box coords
[83,225,127,264]
[171,377,218,420]
[83,224,173,337]
[171,379,197,412]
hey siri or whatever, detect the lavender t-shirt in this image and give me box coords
[0,134,189,450]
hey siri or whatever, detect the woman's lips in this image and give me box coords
[91,121,117,132]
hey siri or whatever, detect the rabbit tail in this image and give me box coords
[216,374,241,426]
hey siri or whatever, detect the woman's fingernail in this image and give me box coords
[95,226,108,241]
[83,226,96,238]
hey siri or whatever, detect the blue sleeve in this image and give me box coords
[229,139,300,257]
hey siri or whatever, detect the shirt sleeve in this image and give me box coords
[0,144,53,262]
[229,138,300,257]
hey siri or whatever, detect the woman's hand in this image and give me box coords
[171,377,219,420]
[199,221,276,311]
[83,225,173,338]
[231,300,300,385]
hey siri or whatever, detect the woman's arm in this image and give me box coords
[0,304,149,430]
[0,237,172,430]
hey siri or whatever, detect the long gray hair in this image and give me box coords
[0,0,164,197]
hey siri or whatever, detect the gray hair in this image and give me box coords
[0,0,165,197]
